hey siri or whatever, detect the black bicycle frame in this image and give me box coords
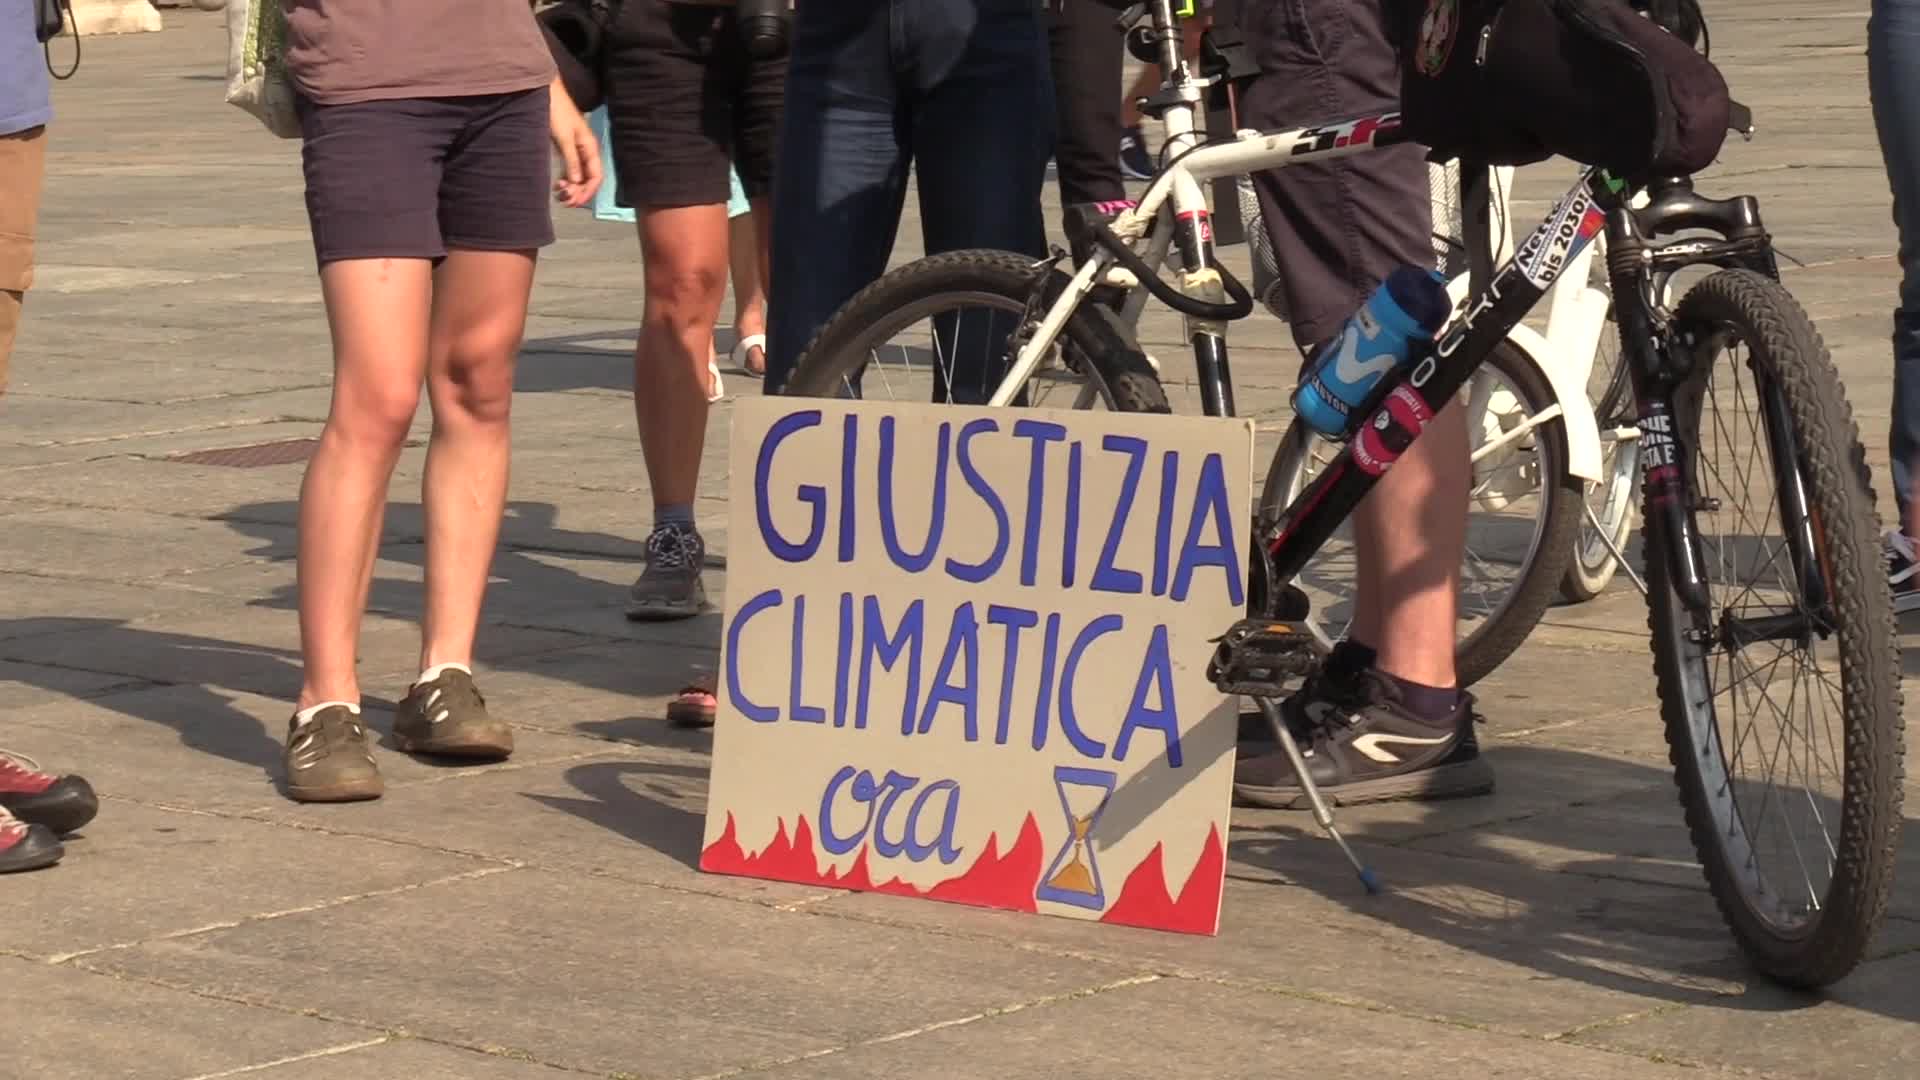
[1263,168,1625,589]
[1253,163,1823,643]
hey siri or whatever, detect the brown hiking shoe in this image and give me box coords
[393,668,514,760]
[284,706,384,803]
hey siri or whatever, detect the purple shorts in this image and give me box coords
[297,87,556,266]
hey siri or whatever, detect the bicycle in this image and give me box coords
[1262,161,1640,682]
[785,0,1904,987]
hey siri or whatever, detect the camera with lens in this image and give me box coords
[735,0,791,59]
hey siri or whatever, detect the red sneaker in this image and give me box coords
[0,805,62,873]
[0,751,98,836]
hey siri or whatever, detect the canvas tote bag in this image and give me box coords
[225,0,300,138]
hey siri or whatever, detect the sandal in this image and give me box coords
[667,674,717,729]
[706,351,725,404]
[731,332,767,379]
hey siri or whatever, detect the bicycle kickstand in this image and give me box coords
[1208,618,1383,895]
[1252,696,1380,894]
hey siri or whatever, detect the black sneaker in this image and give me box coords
[1119,126,1154,180]
[1888,529,1920,615]
[1234,670,1494,808]
[627,523,709,621]
[0,806,61,873]
[1236,641,1372,752]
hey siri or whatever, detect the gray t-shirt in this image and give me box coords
[284,0,556,106]
[0,0,53,136]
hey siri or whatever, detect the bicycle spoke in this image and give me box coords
[1672,312,1859,932]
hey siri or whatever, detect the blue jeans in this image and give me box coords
[765,0,1054,399]
[1873,0,1920,522]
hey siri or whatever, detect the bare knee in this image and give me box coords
[643,261,726,341]
[330,370,421,454]
[432,327,520,426]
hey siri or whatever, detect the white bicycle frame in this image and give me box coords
[987,101,1609,486]
[1458,167,1613,485]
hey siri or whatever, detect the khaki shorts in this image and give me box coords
[0,125,49,394]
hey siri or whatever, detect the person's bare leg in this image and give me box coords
[0,290,21,398]
[418,248,536,671]
[635,204,728,508]
[727,208,767,375]
[628,203,729,619]
[297,258,433,710]
[1347,396,1469,689]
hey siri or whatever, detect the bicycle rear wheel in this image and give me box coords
[1647,269,1903,988]
[1262,339,1582,688]
[784,249,1168,414]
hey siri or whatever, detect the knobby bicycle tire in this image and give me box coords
[1263,340,1582,688]
[1646,269,1903,988]
[784,249,1170,415]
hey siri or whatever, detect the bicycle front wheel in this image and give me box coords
[1261,339,1582,688]
[785,249,1168,414]
[1648,269,1903,988]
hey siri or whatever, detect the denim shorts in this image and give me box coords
[297,87,556,266]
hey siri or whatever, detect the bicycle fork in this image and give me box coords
[1608,207,1832,641]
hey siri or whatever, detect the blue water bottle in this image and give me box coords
[1292,266,1452,441]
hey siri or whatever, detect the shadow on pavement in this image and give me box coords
[6,509,1911,1020]
[0,616,393,794]
[525,758,711,869]
[518,325,759,395]
[1227,741,1920,1022]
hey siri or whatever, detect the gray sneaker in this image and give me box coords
[627,524,708,620]
[393,668,514,760]
[284,706,383,803]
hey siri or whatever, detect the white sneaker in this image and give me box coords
[1885,529,1920,614]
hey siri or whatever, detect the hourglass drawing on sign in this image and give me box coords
[1035,766,1117,911]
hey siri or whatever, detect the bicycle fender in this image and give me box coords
[1505,322,1604,483]
[1444,271,1604,483]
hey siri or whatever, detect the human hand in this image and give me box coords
[548,78,603,208]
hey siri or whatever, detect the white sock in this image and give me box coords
[415,662,472,688]
[294,700,359,727]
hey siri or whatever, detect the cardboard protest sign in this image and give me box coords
[701,398,1252,935]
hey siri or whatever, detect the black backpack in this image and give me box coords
[1399,0,1732,178]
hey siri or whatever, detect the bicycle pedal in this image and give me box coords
[1207,618,1327,697]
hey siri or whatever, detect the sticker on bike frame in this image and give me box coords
[1288,114,1403,158]
[1638,407,1682,506]
[1514,187,1604,290]
[1352,385,1435,477]
[1176,209,1214,245]
[1414,0,1461,77]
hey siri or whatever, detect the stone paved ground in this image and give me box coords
[4,5,1919,1079]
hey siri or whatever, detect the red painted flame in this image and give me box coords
[701,814,1226,934]
[701,812,1045,914]
[1099,825,1226,936]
